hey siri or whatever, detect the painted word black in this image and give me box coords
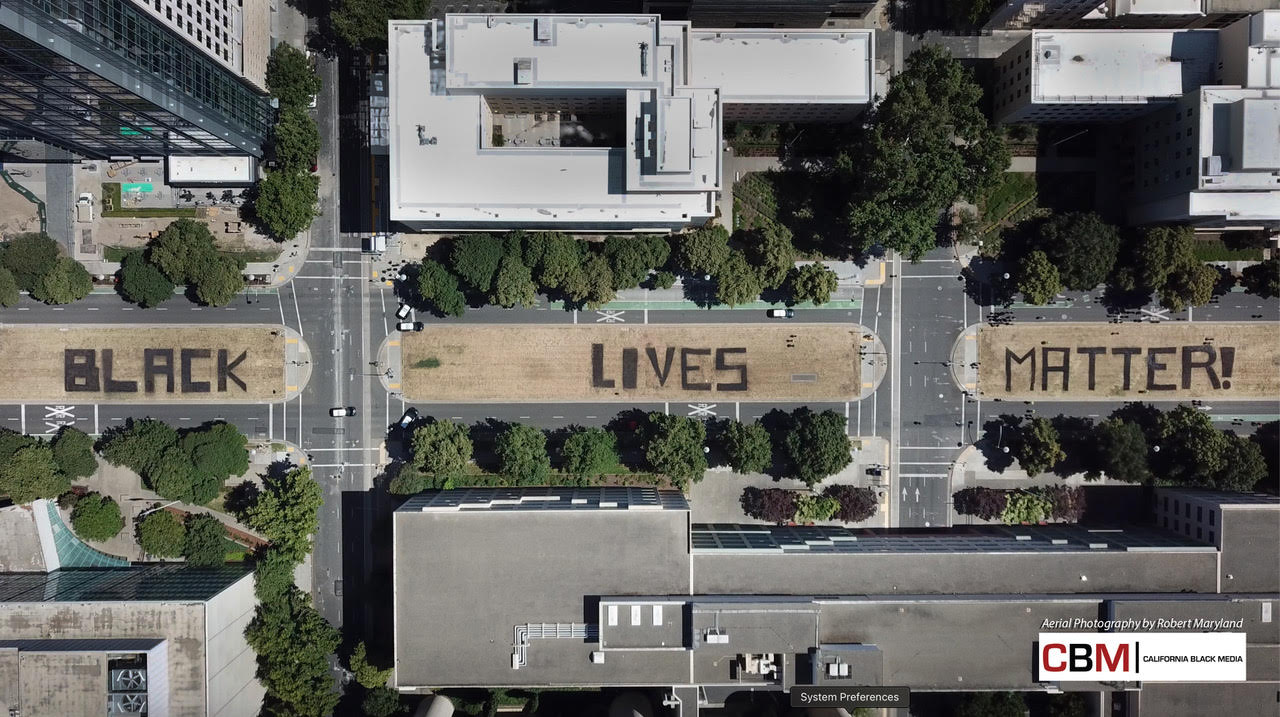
[64,349,250,393]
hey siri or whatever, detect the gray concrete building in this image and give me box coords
[392,486,1280,716]
[0,564,263,717]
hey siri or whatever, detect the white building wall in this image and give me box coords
[203,573,263,717]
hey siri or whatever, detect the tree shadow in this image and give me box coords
[975,415,1021,473]
[1099,283,1151,313]
[223,480,259,519]
[468,418,511,473]
[963,256,1016,309]
[606,408,651,468]
[680,275,718,308]
[1050,414,1098,478]
[757,408,797,480]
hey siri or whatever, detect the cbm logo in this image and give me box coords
[1041,641,1134,675]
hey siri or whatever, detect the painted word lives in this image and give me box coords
[64,348,250,394]
[591,344,747,392]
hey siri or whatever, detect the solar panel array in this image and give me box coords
[0,564,252,603]
[399,486,691,512]
[690,524,1214,554]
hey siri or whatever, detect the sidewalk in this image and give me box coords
[949,444,1123,525]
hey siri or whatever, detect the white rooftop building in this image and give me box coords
[984,0,1270,32]
[388,14,872,232]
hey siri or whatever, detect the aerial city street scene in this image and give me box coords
[0,0,1278,715]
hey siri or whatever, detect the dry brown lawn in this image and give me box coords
[0,325,285,402]
[978,322,1279,401]
[401,324,860,402]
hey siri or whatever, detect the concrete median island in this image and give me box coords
[401,324,861,402]
[977,322,1280,401]
[0,324,287,403]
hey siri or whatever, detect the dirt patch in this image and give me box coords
[978,322,1279,401]
[401,324,860,402]
[0,325,285,403]
[0,176,41,238]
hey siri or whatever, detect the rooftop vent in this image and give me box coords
[515,58,532,85]
[110,669,147,692]
[534,18,551,42]
[107,693,148,714]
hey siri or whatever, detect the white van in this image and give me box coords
[395,304,411,320]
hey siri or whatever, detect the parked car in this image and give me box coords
[767,308,795,318]
[329,406,356,417]
[76,193,94,222]
[395,304,412,320]
[398,407,420,429]
[396,321,424,332]
[333,579,342,596]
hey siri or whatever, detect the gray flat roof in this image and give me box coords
[393,492,691,687]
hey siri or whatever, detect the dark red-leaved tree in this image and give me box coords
[740,487,797,524]
[952,487,1007,520]
[822,484,878,523]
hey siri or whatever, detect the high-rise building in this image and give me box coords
[984,0,1272,31]
[0,0,274,159]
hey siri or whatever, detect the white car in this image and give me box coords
[767,308,795,318]
[396,321,424,332]
[329,406,355,417]
[395,304,412,320]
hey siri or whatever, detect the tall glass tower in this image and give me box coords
[0,0,273,158]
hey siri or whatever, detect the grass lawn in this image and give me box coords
[222,536,250,562]
[1192,240,1265,262]
[100,182,197,218]
[732,170,849,257]
[979,173,1038,231]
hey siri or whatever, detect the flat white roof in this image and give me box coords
[1111,0,1204,16]
[1200,87,1280,189]
[165,155,255,184]
[1032,30,1217,103]
[689,29,872,104]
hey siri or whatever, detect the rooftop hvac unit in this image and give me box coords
[1204,156,1223,176]
[705,629,729,644]
[535,18,551,42]
[590,651,605,664]
[107,693,148,714]
[110,668,147,692]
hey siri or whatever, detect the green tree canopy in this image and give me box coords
[564,252,617,309]
[603,235,667,289]
[788,262,839,305]
[412,420,473,477]
[740,487,796,523]
[417,259,466,317]
[496,424,551,485]
[349,641,393,689]
[247,466,324,563]
[1016,249,1061,305]
[119,251,175,307]
[147,218,217,284]
[673,225,731,276]
[793,494,841,523]
[560,427,619,479]
[271,106,320,171]
[531,233,586,290]
[1094,418,1151,483]
[0,265,19,307]
[100,418,179,477]
[490,255,537,308]
[70,492,124,542]
[449,234,504,293]
[147,446,198,502]
[841,45,1009,258]
[1040,212,1120,290]
[255,169,318,241]
[362,686,405,717]
[716,250,763,307]
[1241,257,1279,299]
[182,513,227,567]
[253,546,299,602]
[1160,262,1217,312]
[784,408,851,486]
[0,232,60,290]
[31,257,92,304]
[1017,417,1065,476]
[331,0,429,51]
[720,420,772,474]
[265,42,320,109]
[645,413,708,489]
[245,587,341,717]
[823,484,878,523]
[136,510,186,557]
[181,422,249,481]
[746,225,796,290]
[0,443,68,504]
[52,426,97,480]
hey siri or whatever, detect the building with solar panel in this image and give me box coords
[392,486,1279,716]
[0,563,261,717]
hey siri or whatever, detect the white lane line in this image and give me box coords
[19,404,25,434]
[277,293,287,326]
[899,462,953,465]
[573,309,578,324]
[311,463,379,468]
[308,447,381,452]
[899,274,963,279]
[93,405,99,435]
[268,403,274,442]
[87,307,98,311]
[844,401,850,435]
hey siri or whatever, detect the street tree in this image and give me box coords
[271,106,321,171]
[412,420,472,477]
[147,218,217,284]
[1017,417,1065,476]
[0,266,19,307]
[715,250,763,307]
[787,263,839,305]
[1241,257,1279,299]
[193,254,246,307]
[604,235,663,290]
[254,169,318,241]
[822,484,878,523]
[740,487,796,523]
[1130,225,1195,294]
[747,225,796,289]
[1253,421,1279,495]
[0,443,68,504]
[136,510,186,557]
[1016,250,1061,305]
[31,257,92,304]
[349,641,393,689]
[952,487,1007,520]
[720,420,772,474]
[449,233,504,293]
[651,270,677,289]
[362,686,405,717]
[531,233,586,290]
[784,408,851,486]
[181,422,249,481]
[0,232,60,290]
[1215,434,1266,493]
[265,43,320,109]
[793,494,841,523]
[52,426,98,479]
[99,418,179,477]
[1094,418,1151,483]
[245,587,341,717]
[119,251,175,307]
[70,493,124,542]
[842,46,1008,258]
[564,252,616,309]
[417,260,466,317]
[181,513,227,567]
[1040,212,1120,290]
[1160,262,1217,312]
[496,424,551,485]
[247,466,324,562]
[490,255,537,308]
[148,446,203,503]
[560,427,619,479]
[956,692,1026,717]
[331,0,428,51]
[673,225,731,276]
[253,546,299,602]
[645,413,708,489]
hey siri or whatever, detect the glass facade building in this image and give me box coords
[0,0,272,158]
